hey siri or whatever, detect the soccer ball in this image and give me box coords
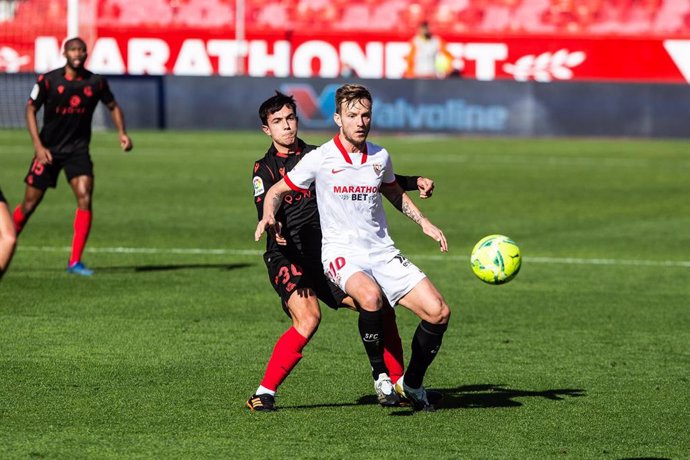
[470,234,521,285]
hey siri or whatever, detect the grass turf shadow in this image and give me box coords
[429,384,586,409]
[283,384,585,411]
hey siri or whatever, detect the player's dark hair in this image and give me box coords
[259,91,297,125]
[63,37,87,52]
[334,84,372,115]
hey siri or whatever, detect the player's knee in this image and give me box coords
[291,306,321,337]
[357,290,383,312]
[426,297,451,325]
[76,194,92,210]
[306,309,322,330]
[293,316,320,338]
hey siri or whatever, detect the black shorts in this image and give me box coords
[24,151,93,189]
[264,250,347,316]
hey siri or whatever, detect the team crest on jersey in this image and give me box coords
[372,163,383,175]
[253,176,265,196]
[58,85,65,94]
[70,95,81,107]
[83,86,92,97]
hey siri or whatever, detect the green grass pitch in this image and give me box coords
[1,129,689,458]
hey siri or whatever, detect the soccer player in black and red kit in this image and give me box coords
[12,37,133,276]
[247,92,434,411]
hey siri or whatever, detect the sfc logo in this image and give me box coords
[279,83,340,128]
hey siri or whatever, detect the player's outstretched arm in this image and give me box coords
[381,182,448,252]
[106,101,133,152]
[254,179,291,244]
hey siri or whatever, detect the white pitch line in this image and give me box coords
[416,254,690,268]
[18,245,262,256]
[17,246,690,268]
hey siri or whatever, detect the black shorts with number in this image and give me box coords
[24,151,94,189]
[264,249,347,316]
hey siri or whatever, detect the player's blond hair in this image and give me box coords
[334,84,372,115]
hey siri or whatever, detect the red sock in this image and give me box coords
[12,206,27,235]
[382,307,405,383]
[260,326,309,392]
[69,209,92,266]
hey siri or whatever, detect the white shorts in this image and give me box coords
[323,246,427,306]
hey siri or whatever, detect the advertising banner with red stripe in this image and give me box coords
[2,29,689,83]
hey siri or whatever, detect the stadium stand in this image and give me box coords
[2,0,690,35]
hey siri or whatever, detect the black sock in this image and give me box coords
[405,320,448,389]
[358,309,387,379]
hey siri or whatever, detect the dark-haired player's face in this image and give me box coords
[334,98,371,147]
[262,104,298,152]
[64,41,87,70]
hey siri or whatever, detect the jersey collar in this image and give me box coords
[269,138,306,158]
[333,135,367,165]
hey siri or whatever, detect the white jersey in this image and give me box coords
[285,135,397,255]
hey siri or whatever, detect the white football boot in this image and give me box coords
[374,373,401,406]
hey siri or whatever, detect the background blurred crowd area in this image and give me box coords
[2,0,690,36]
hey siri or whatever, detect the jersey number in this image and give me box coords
[328,257,346,280]
[275,264,303,293]
[30,159,45,176]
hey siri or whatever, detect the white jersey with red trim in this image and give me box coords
[285,135,397,254]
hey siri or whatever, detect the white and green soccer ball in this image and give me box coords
[470,234,521,285]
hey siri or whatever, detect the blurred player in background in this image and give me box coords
[12,37,133,276]
[256,84,451,411]
[247,91,435,411]
[0,188,17,280]
[404,21,453,79]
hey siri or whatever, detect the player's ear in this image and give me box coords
[333,113,341,127]
[261,125,271,136]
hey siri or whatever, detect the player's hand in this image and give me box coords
[120,134,133,152]
[421,219,448,252]
[34,145,53,165]
[268,221,287,246]
[255,217,272,242]
[417,177,434,199]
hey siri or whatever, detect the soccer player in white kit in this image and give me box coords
[256,84,451,411]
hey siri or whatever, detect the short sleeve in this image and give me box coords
[28,74,48,109]
[252,160,276,221]
[285,148,321,191]
[382,151,396,184]
[98,76,115,105]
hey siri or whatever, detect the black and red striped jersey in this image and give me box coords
[28,67,115,153]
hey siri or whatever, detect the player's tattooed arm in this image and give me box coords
[270,192,282,211]
[382,182,425,223]
[402,197,425,225]
[382,182,448,252]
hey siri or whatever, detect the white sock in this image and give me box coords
[256,385,275,396]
